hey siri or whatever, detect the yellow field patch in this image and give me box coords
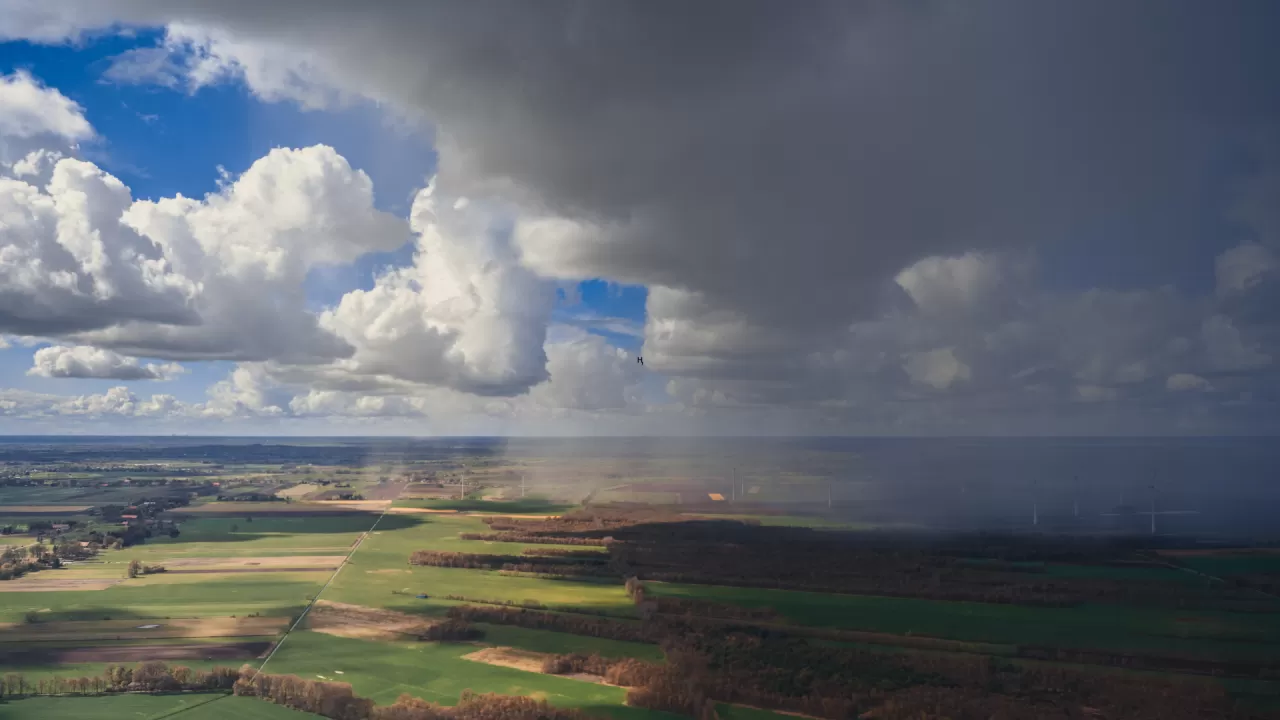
[463,646,550,673]
[0,616,289,642]
[463,647,609,685]
[276,483,323,499]
[160,555,346,570]
[387,507,458,514]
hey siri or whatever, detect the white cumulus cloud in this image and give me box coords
[29,344,184,380]
[319,181,554,396]
[0,70,92,144]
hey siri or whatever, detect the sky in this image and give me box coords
[0,1,1278,436]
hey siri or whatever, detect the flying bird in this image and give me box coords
[637,357,644,366]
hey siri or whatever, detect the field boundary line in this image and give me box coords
[149,690,233,718]
[249,503,393,679]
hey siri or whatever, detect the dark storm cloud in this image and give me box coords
[7,0,1280,430]
[19,1,1280,312]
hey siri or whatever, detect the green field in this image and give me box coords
[475,624,663,662]
[320,515,633,616]
[0,574,322,623]
[265,631,669,720]
[1173,554,1280,577]
[0,693,320,719]
[645,582,1280,664]
[1040,562,1211,584]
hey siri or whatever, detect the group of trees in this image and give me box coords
[446,605,659,644]
[216,493,284,502]
[521,547,607,559]
[458,533,608,547]
[408,550,614,578]
[234,667,375,719]
[540,653,662,686]
[371,690,595,720]
[126,559,166,578]
[0,661,238,697]
[0,539,97,581]
[418,619,482,642]
[621,620,1257,720]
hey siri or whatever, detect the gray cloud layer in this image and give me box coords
[4,1,1280,432]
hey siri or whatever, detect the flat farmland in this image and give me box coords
[172,501,388,515]
[0,694,322,720]
[1164,551,1280,578]
[0,571,326,623]
[115,515,385,559]
[264,630,668,720]
[645,581,1280,665]
[0,504,92,515]
[320,513,630,615]
[160,555,346,572]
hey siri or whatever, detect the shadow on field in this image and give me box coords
[160,513,425,544]
[3,606,154,624]
[579,704,678,720]
[3,604,307,625]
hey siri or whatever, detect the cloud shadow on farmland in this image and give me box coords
[3,603,310,627]
[159,512,425,545]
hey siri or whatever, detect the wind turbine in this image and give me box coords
[1149,483,1157,535]
[1032,477,1039,527]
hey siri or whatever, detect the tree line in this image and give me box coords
[457,533,608,547]
[408,550,615,578]
[0,661,238,697]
